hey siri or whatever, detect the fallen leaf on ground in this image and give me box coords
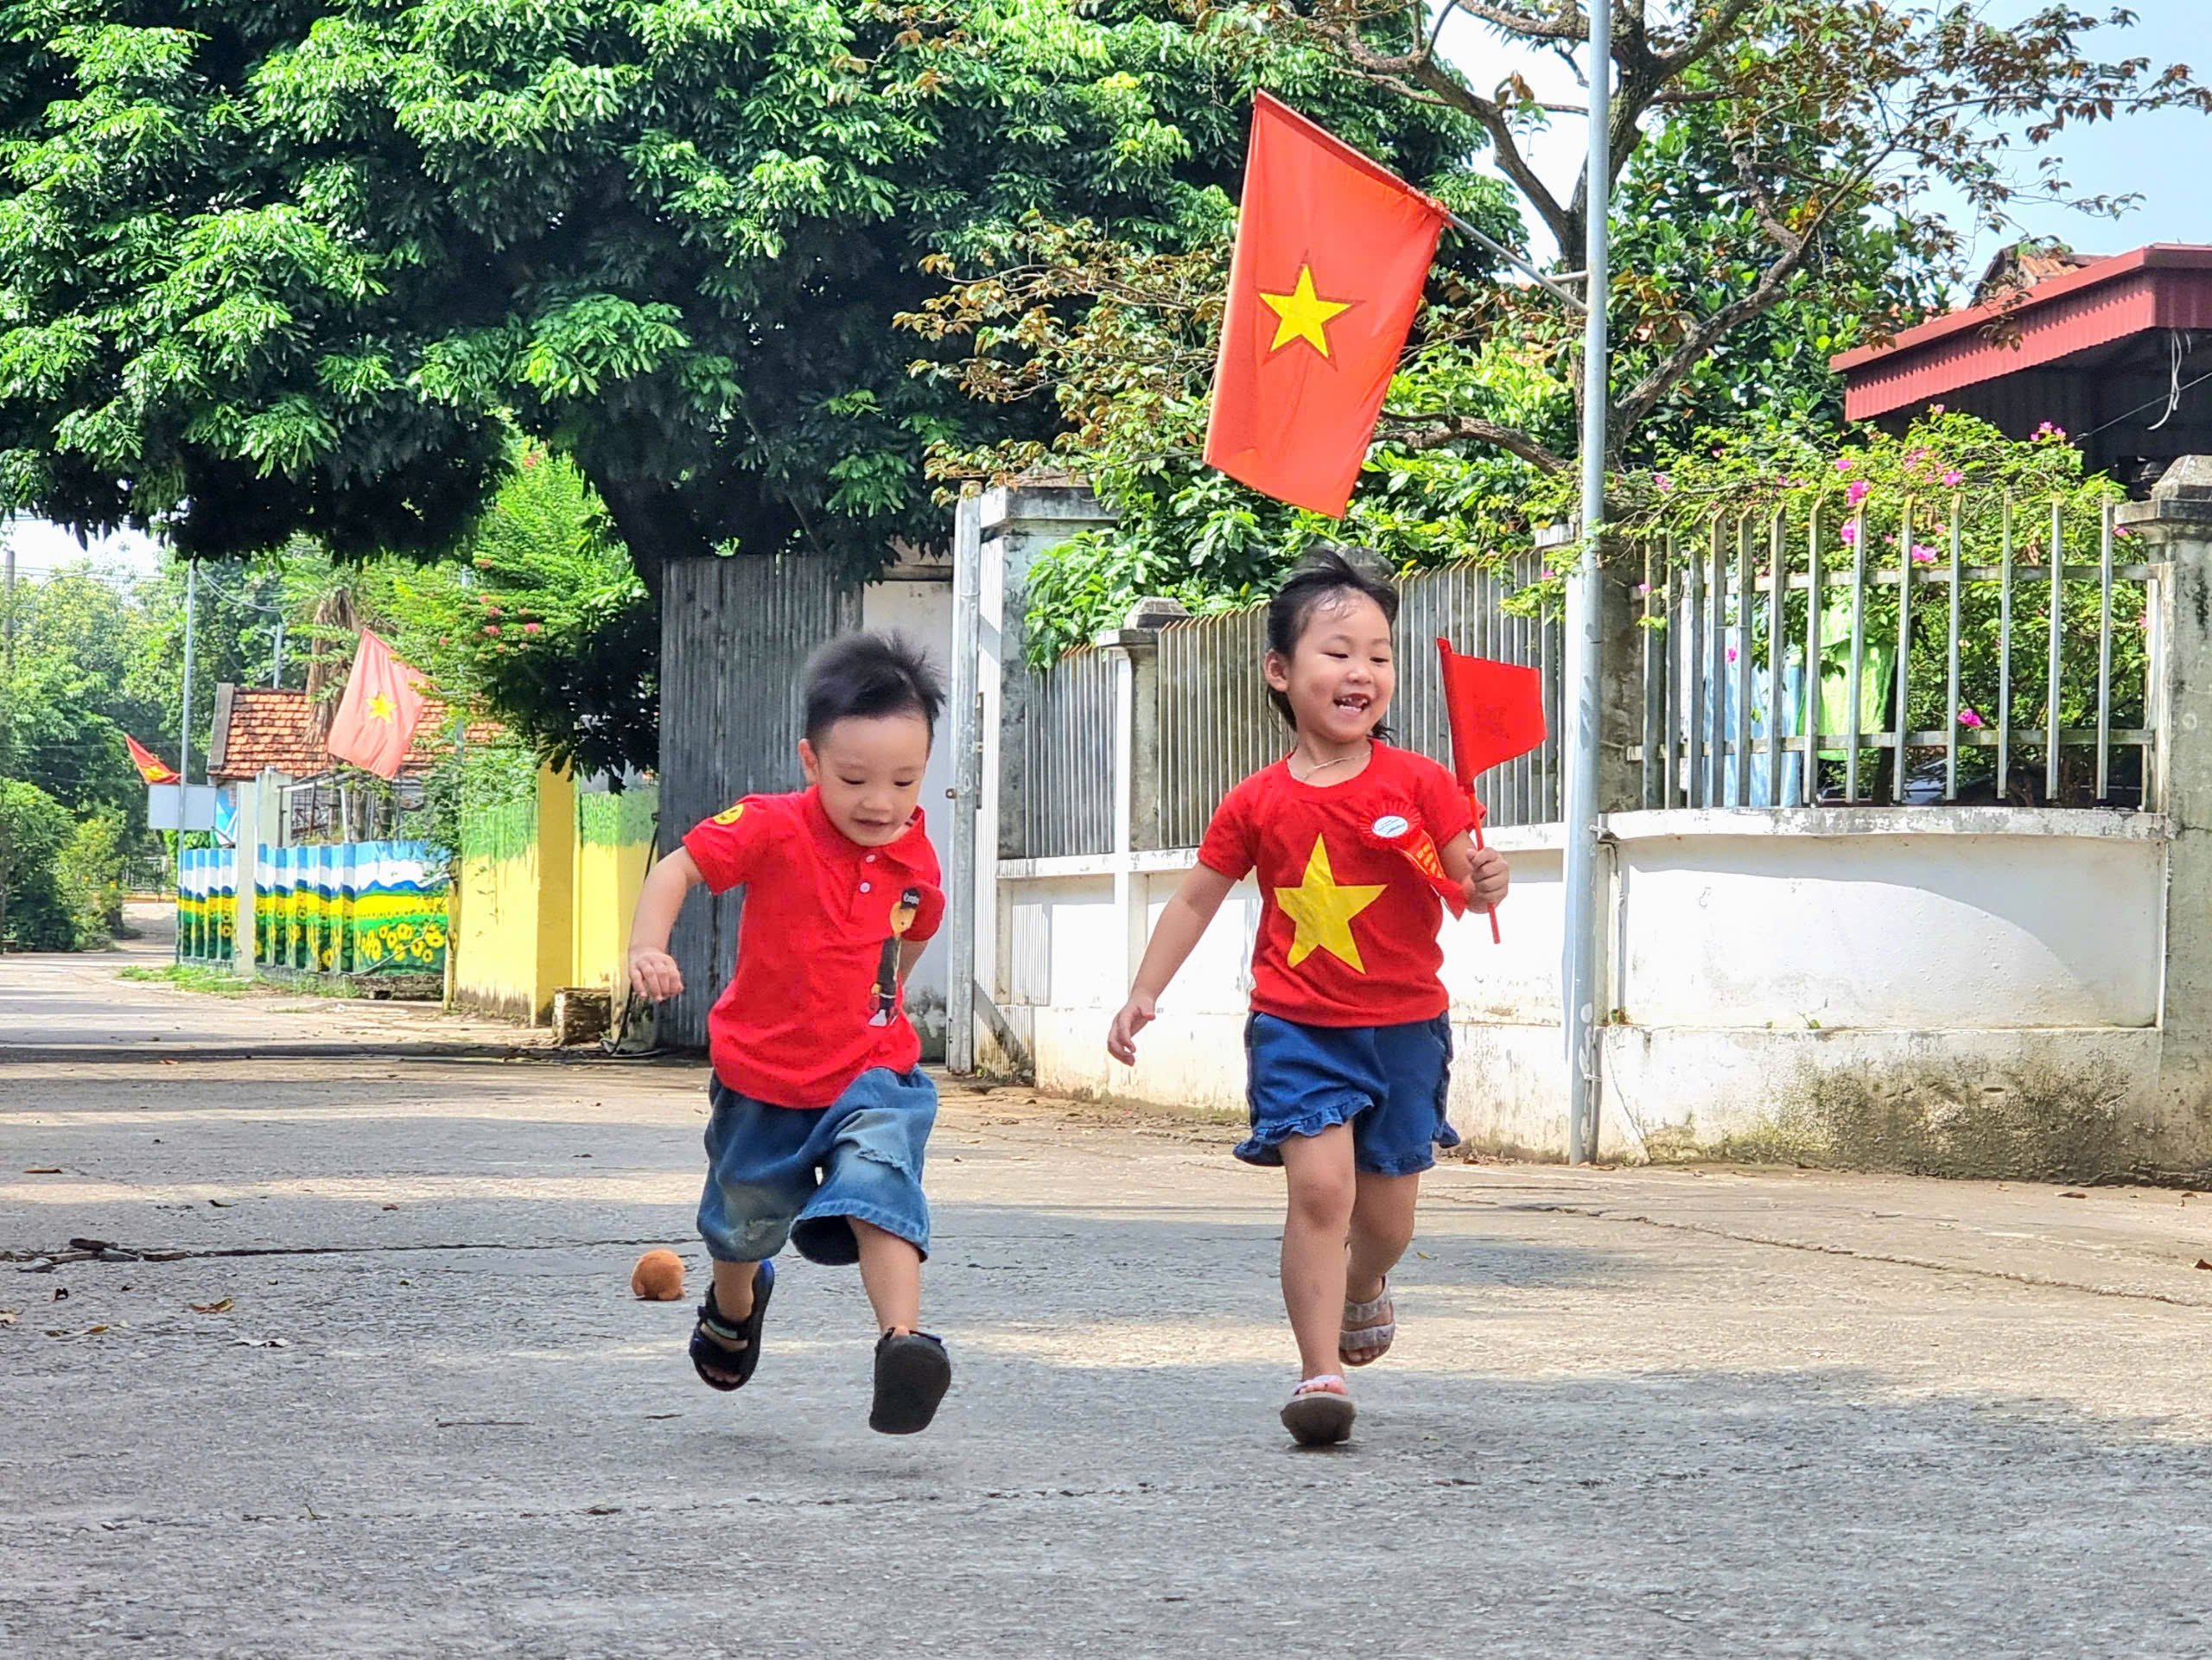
[0,1310,16,1325]
[232,1337,290,1348]
[52,1287,67,1301]
[380,1204,398,1212]
[2196,1259,2211,1270]
[190,1298,233,1314]
[23,1167,60,1175]
[2059,1191,2088,1199]
[207,1199,233,1209]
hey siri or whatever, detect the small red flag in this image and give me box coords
[1437,639,1548,944]
[325,629,428,780]
[1438,639,1548,785]
[1204,92,1448,517]
[126,735,181,785]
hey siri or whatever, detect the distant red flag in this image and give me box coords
[126,735,181,785]
[1204,92,1449,516]
[1437,639,1548,944]
[325,629,428,780]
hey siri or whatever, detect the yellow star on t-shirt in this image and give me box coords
[367,692,397,722]
[1276,835,1387,973]
[1259,266,1352,359]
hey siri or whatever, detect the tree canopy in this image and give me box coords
[913,2,2207,650]
[0,1,1480,580]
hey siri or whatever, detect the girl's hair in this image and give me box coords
[1263,546,1400,730]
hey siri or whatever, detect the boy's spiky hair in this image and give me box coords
[801,631,946,746]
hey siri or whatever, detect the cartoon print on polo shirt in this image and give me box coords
[1275,836,1387,972]
[869,886,925,1026]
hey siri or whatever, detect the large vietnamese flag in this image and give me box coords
[1204,92,1449,517]
[325,629,428,780]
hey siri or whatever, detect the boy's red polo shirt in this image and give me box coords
[1198,742,1474,1027]
[683,788,944,1108]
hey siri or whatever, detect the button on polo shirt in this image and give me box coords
[683,789,944,1108]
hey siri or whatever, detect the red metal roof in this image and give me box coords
[1831,245,2212,421]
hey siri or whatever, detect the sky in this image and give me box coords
[1439,0,2212,270]
[10,2,2209,581]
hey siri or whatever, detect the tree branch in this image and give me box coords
[1379,413,1571,474]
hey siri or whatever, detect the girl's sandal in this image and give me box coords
[1280,1374,1356,1447]
[690,1259,775,1392]
[1339,1279,1395,1368]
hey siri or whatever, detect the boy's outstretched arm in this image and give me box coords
[628,848,704,1001]
[1107,863,1236,1065]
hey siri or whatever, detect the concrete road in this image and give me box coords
[5,942,2212,1659]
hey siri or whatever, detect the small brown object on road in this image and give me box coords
[631,1249,685,1301]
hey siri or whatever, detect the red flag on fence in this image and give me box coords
[1437,639,1549,944]
[125,735,181,785]
[1203,92,1449,517]
[325,629,428,780]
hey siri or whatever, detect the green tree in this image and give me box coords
[0,2,1472,588]
[0,775,78,948]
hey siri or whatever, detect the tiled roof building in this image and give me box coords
[207,684,499,782]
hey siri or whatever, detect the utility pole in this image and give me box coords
[1560,3,1613,1166]
[176,559,196,958]
[0,516,15,951]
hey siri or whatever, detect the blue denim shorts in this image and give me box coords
[1237,1013,1459,1176]
[697,1067,938,1266]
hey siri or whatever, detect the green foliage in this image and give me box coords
[0,776,79,948]
[116,964,257,996]
[54,809,126,945]
[371,449,656,775]
[0,1,1459,586]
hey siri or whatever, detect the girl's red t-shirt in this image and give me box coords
[1197,742,1475,1027]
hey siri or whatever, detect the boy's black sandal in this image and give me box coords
[869,1329,952,1434]
[690,1259,774,1392]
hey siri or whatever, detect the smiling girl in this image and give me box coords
[1107,549,1509,1446]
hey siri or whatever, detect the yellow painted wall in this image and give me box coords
[452,766,658,1026]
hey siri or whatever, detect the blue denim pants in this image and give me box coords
[697,1067,938,1266]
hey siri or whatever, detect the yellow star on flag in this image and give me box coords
[1276,835,1387,972]
[1259,266,1352,359]
[367,692,397,722]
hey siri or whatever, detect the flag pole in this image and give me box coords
[1442,212,1588,315]
[1560,5,1612,1167]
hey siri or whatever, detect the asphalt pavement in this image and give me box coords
[4,925,2212,1658]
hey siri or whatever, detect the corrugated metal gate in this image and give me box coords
[658,556,862,1048]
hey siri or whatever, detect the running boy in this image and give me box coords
[1107,550,1510,1446]
[627,633,953,1435]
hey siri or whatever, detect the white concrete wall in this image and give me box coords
[995,808,2170,1173]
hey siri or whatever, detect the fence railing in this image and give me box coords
[1155,557,1563,848]
[1634,497,2160,810]
[995,497,2161,867]
[1008,557,1560,860]
[1020,644,1118,860]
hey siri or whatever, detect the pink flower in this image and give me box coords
[2034,420,2069,441]
[1931,403,1947,414]
[1839,520,1860,545]
[1653,473,1672,493]
[483,624,500,636]
[1942,469,1965,487]
[1846,479,1871,506]
[1835,455,1857,474]
[523,622,543,634]
[1910,544,1940,565]
[1540,569,1554,581]
[1959,708,1986,728]
[1727,645,1739,663]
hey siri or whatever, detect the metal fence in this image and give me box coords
[1020,643,1118,858]
[1635,497,2160,809]
[1157,557,1563,847]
